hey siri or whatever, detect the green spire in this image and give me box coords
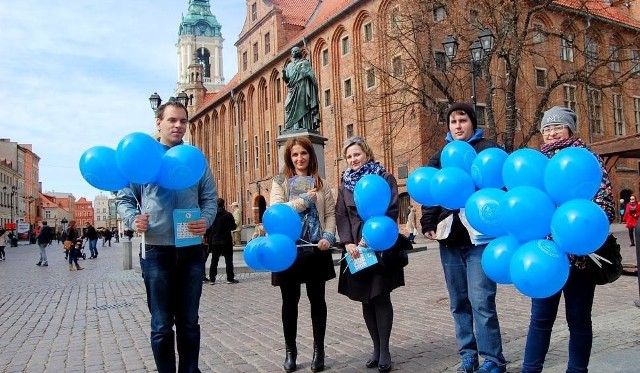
[179,0,222,37]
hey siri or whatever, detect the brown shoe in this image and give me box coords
[76,266,84,270]
[69,264,75,271]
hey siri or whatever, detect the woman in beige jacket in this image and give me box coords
[269,137,336,373]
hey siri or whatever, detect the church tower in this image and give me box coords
[176,0,225,93]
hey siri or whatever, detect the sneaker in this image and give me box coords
[227,279,239,284]
[457,356,479,373]
[36,262,42,266]
[203,277,210,283]
[475,360,505,373]
[42,263,48,267]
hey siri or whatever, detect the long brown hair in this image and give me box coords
[281,137,323,189]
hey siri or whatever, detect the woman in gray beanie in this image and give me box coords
[521,106,615,373]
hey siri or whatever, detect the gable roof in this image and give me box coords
[554,0,640,29]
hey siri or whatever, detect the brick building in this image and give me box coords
[182,0,640,226]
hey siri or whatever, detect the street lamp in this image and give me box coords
[3,186,17,233]
[61,217,68,234]
[442,27,495,111]
[148,91,190,113]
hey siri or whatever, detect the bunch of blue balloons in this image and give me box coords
[408,141,608,298]
[79,132,206,191]
[354,174,398,251]
[243,204,301,272]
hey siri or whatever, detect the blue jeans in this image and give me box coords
[439,243,505,365]
[522,268,595,373]
[89,239,98,257]
[142,244,204,373]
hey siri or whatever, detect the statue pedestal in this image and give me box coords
[277,130,328,178]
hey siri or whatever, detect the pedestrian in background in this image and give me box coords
[421,103,506,373]
[270,137,337,373]
[521,106,615,373]
[336,136,405,373]
[116,101,217,373]
[83,222,99,258]
[103,228,112,247]
[66,220,83,271]
[406,205,417,244]
[231,201,242,245]
[206,198,238,284]
[36,221,53,267]
[623,195,638,246]
[0,228,7,261]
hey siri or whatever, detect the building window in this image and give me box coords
[633,97,640,133]
[433,5,446,22]
[435,51,447,71]
[613,93,624,136]
[588,89,603,134]
[343,78,352,98]
[532,23,545,44]
[324,89,331,107]
[242,51,248,71]
[217,151,221,182]
[276,78,281,102]
[253,42,258,62]
[251,2,257,22]
[363,22,373,43]
[265,131,271,166]
[322,49,329,66]
[632,50,640,75]
[254,135,259,169]
[392,55,403,77]
[563,85,577,112]
[365,68,375,89]
[262,85,268,110]
[469,9,479,24]
[234,144,239,173]
[346,123,354,138]
[609,45,620,73]
[391,7,401,30]
[560,36,574,62]
[264,33,271,54]
[341,36,350,55]
[476,104,486,126]
[535,68,547,88]
[436,101,448,123]
[243,140,248,170]
[586,36,598,70]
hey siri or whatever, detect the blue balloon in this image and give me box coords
[430,167,475,209]
[550,199,609,255]
[116,132,164,184]
[259,234,298,272]
[440,141,478,172]
[470,147,508,189]
[482,235,520,284]
[502,148,549,190]
[509,239,570,298]
[544,147,603,205]
[262,204,302,242]
[354,174,391,220]
[157,145,207,190]
[407,166,439,206]
[362,215,399,251]
[464,188,506,237]
[243,236,267,271]
[499,186,556,242]
[79,146,129,191]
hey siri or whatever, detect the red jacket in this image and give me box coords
[624,202,638,229]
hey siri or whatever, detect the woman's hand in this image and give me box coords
[316,238,331,251]
[358,239,368,248]
[346,243,360,259]
[306,188,318,202]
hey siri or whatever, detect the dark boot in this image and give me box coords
[311,342,325,372]
[283,342,297,372]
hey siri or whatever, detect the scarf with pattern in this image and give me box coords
[342,160,387,192]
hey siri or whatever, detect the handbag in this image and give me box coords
[588,234,623,285]
[376,234,410,269]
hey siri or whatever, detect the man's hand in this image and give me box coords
[425,230,437,240]
[134,213,149,233]
[187,218,207,236]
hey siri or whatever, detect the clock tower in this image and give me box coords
[176,0,225,93]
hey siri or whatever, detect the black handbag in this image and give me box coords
[376,234,411,269]
[588,234,623,285]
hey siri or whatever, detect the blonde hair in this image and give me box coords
[342,136,375,162]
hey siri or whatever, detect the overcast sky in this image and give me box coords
[0,0,245,200]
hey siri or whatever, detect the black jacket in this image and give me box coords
[207,210,236,245]
[420,137,500,247]
[37,225,53,244]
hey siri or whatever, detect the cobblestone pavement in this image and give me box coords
[0,225,638,372]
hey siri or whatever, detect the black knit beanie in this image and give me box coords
[446,102,477,129]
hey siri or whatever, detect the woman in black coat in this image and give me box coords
[336,136,405,373]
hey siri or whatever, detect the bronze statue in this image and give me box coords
[282,47,320,132]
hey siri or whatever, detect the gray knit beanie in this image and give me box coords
[541,106,577,134]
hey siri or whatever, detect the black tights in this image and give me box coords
[362,293,393,366]
[280,281,327,346]
[629,227,635,245]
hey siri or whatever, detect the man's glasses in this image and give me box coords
[541,124,568,135]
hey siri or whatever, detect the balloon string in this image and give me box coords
[135,185,146,260]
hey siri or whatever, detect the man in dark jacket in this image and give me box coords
[420,103,506,373]
[36,221,53,267]
[83,222,99,259]
[206,198,237,284]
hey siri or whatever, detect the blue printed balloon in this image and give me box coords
[157,145,206,190]
[262,204,302,242]
[502,148,549,190]
[470,147,508,189]
[243,236,267,271]
[79,146,129,191]
[258,234,297,272]
[482,235,520,284]
[407,166,439,206]
[544,147,602,205]
[362,215,399,251]
[116,132,164,184]
[430,167,475,210]
[440,141,478,173]
[499,186,556,242]
[354,174,391,220]
[464,188,506,237]
[550,199,609,255]
[510,239,570,298]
